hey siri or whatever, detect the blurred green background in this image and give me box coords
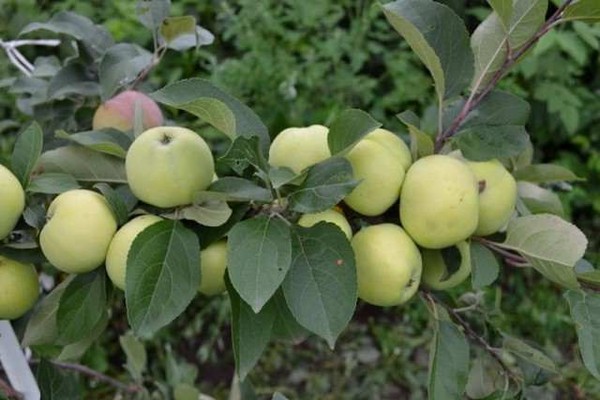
[1,0,599,398]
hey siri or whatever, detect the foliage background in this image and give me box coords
[0,0,599,398]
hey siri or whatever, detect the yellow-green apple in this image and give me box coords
[0,256,39,319]
[344,130,407,216]
[467,160,517,236]
[40,190,117,274]
[199,240,228,296]
[125,126,215,208]
[105,214,163,290]
[421,240,471,290]
[297,208,353,239]
[400,155,479,249]
[351,224,422,306]
[268,125,331,174]
[92,90,163,132]
[0,164,25,240]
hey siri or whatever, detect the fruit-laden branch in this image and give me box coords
[0,377,22,400]
[435,0,576,152]
[421,291,521,383]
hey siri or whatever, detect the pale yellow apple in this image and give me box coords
[297,208,353,239]
[400,155,479,249]
[0,256,39,319]
[351,224,422,306]
[268,125,331,174]
[199,240,228,296]
[467,160,517,236]
[126,126,215,208]
[366,128,412,171]
[344,137,405,216]
[0,164,25,240]
[422,240,471,290]
[40,190,118,274]
[93,90,163,132]
[105,214,163,290]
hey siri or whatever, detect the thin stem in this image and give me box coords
[130,44,167,89]
[435,0,575,151]
[474,237,530,266]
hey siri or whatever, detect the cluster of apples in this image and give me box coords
[269,125,517,306]
[0,92,228,320]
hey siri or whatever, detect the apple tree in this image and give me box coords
[0,0,599,399]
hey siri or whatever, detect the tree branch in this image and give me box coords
[435,0,576,152]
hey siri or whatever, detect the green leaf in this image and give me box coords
[453,125,530,161]
[269,166,299,190]
[126,221,200,337]
[228,279,275,381]
[217,136,269,175]
[513,164,582,183]
[98,44,153,99]
[503,214,587,289]
[47,64,100,100]
[426,303,470,400]
[167,200,233,227]
[209,177,272,202]
[563,0,600,22]
[272,393,289,400]
[37,146,126,183]
[94,183,130,226]
[282,224,357,349]
[151,79,270,151]
[517,181,564,217]
[136,0,171,30]
[159,16,213,51]
[466,354,507,399]
[462,91,531,128]
[228,216,292,313]
[28,173,81,194]
[56,315,108,362]
[382,0,473,101]
[287,158,358,214]
[487,0,513,26]
[56,129,131,158]
[174,384,200,400]
[165,345,197,385]
[56,270,108,344]
[271,289,308,342]
[565,290,600,380]
[119,333,147,382]
[20,11,113,60]
[397,110,434,159]
[327,109,381,155]
[11,121,43,188]
[502,334,557,373]
[470,242,499,289]
[36,359,81,400]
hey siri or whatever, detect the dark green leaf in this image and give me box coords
[327,109,381,155]
[167,201,233,227]
[136,0,171,30]
[565,290,600,380]
[56,129,132,158]
[36,359,81,400]
[465,353,507,399]
[37,146,126,183]
[470,242,499,289]
[99,44,153,99]
[28,173,81,194]
[462,91,530,128]
[151,79,270,151]
[209,177,272,202]
[397,110,434,159]
[11,121,43,188]
[47,64,100,100]
[56,270,108,344]
[453,125,530,161]
[228,216,292,313]
[94,183,130,226]
[126,221,200,337]
[217,136,269,175]
[502,334,557,373]
[514,164,582,183]
[271,289,308,342]
[288,157,358,214]
[564,0,600,22]
[269,166,299,189]
[228,279,275,381]
[283,224,356,348]
[517,181,564,217]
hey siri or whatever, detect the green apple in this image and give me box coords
[297,208,353,239]
[367,128,412,171]
[199,240,228,296]
[467,160,517,236]
[40,190,118,274]
[0,164,25,240]
[126,126,215,208]
[105,214,163,290]
[0,256,39,319]
[268,124,331,174]
[400,155,479,249]
[93,90,163,132]
[351,223,422,306]
[421,240,472,290]
[344,133,406,216]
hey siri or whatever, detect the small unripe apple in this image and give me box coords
[268,125,331,174]
[105,214,163,290]
[297,208,353,239]
[351,224,422,306]
[199,240,228,296]
[400,155,479,249]
[0,164,25,240]
[92,90,163,132]
[0,256,39,319]
[467,160,517,236]
[40,190,118,274]
[421,240,471,290]
[344,132,406,216]
[366,128,412,171]
[125,126,215,208]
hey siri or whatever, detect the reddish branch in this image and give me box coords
[434,0,576,152]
